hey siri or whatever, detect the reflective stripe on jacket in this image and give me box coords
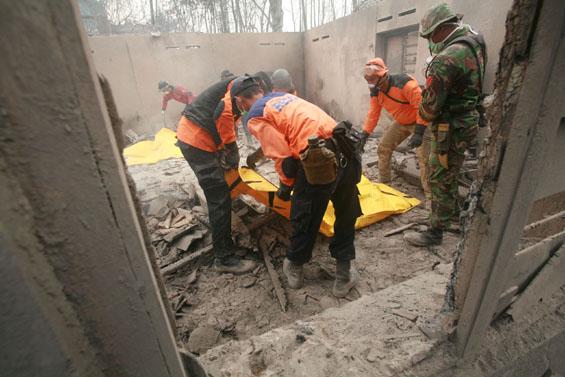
[247,93,336,186]
[363,73,426,133]
[176,82,236,152]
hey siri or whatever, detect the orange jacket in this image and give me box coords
[176,83,235,152]
[363,74,426,134]
[247,93,336,186]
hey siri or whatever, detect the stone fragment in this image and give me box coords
[187,325,220,355]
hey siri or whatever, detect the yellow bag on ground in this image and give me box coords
[228,168,420,237]
[123,128,182,165]
[123,129,420,237]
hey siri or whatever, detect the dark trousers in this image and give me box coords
[178,141,233,259]
[287,159,362,265]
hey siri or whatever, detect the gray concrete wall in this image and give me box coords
[88,32,304,135]
[303,8,380,128]
[302,0,513,128]
[0,1,187,376]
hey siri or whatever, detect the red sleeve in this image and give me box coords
[248,117,295,186]
[363,96,383,133]
[161,93,172,111]
[216,99,236,145]
[404,81,428,126]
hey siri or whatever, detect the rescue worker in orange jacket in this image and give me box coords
[176,77,257,274]
[231,76,362,298]
[360,58,431,203]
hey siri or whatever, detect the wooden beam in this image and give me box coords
[454,0,565,358]
[507,230,565,290]
[508,245,565,319]
[523,210,565,233]
[160,245,214,276]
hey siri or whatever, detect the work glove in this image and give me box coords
[407,124,426,149]
[222,142,240,170]
[246,147,264,169]
[276,183,293,201]
[359,131,370,153]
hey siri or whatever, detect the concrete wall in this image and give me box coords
[0,1,187,376]
[303,8,378,127]
[302,0,514,128]
[88,32,304,135]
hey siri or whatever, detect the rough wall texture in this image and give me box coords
[88,32,304,135]
[298,0,512,129]
[303,8,378,128]
[0,1,186,376]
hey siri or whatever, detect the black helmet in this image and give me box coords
[253,71,273,93]
[158,80,168,91]
[230,75,260,98]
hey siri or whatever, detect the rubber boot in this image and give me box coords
[214,255,257,274]
[404,227,443,247]
[332,260,359,298]
[283,258,304,289]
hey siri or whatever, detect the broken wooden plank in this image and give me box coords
[161,245,214,276]
[523,210,565,233]
[493,285,519,319]
[507,229,565,290]
[173,230,204,251]
[259,235,287,312]
[384,223,416,237]
[163,223,198,243]
[508,245,565,320]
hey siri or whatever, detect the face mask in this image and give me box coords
[368,83,376,89]
[428,22,463,55]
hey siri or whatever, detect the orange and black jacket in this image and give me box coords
[247,93,336,186]
[363,73,427,134]
[176,78,239,152]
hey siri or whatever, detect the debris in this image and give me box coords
[391,309,419,322]
[163,223,198,243]
[173,230,204,251]
[161,245,214,276]
[240,276,257,288]
[384,223,417,237]
[186,267,199,285]
[247,212,278,232]
[259,234,288,312]
[187,325,220,354]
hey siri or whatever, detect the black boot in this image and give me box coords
[214,255,257,274]
[332,260,359,298]
[404,227,443,247]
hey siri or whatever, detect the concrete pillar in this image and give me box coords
[0,1,187,376]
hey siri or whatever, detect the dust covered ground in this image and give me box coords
[127,132,461,355]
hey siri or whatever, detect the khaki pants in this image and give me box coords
[377,121,431,199]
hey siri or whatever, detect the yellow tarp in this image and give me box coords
[124,128,420,237]
[123,128,182,165]
[227,168,420,237]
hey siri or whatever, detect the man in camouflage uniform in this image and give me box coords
[405,3,486,246]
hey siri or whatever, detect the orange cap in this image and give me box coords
[364,57,389,78]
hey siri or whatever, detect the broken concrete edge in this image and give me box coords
[199,265,453,377]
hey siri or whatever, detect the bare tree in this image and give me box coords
[269,0,283,32]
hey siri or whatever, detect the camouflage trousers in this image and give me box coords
[429,125,477,230]
[377,121,432,199]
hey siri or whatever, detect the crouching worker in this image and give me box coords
[231,76,363,298]
[176,76,257,274]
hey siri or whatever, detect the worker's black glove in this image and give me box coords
[222,142,240,170]
[359,131,370,153]
[407,124,426,149]
[276,183,293,201]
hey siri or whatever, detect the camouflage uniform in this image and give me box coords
[420,24,486,230]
